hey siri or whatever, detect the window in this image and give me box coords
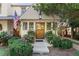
[21,7,26,14]
[53,22,57,30]
[0,24,2,30]
[29,22,34,30]
[47,22,51,30]
[23,22,27,30]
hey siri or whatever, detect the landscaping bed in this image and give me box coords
[0,31,33,56]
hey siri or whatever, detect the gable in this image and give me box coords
[20,6,60,20]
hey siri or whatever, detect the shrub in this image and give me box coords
[0,32,11,46]
[45,31,53,37]
[8,38,33,56]
[61,39,72,49]
[51,36,61,48]
[46,31,73,49]
[23,34,29,40]
[45,31,53,43]
[74,50,79,56]
[27,31,35,43]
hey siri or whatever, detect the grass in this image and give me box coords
[0,47,10,56]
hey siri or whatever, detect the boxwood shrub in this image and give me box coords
[45,31,53,43]
[46,31,73,49]
[27,31,35,43]
[8,37,33,56]
[61,39,72,49]
[74,50,79,56]
[0,31,12,46]
[51,36,61,48]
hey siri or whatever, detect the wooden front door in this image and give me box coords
[36,22,45,39]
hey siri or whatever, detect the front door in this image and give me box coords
[36,22,45,39]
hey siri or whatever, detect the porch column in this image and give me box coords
[34,22,36,32]
[27,21,29,31]
[45,22,46,33]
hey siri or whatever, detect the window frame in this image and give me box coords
[29,22,34,30]
[23,22,27,30]
[47,22,51,30]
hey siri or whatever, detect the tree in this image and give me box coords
[33,3,79,38]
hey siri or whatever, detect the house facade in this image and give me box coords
[0,3,60,39]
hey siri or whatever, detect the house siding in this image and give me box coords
[20,20,54,37]
[0,20,8,32]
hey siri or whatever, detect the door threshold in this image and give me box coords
[36,39,43,42]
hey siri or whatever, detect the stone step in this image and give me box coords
[33,41,49,55]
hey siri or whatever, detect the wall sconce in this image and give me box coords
[39,10,42,19]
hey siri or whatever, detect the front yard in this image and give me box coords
[0,47,10,56]
[0,31,79,56]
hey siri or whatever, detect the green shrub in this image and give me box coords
[45,31,53,37]
[8,38,33,56]
[61,39,72,49]
[51,36,61,48]
[74,50,79,56]
[28,31,35,36]
[46,31,73,49]
[0,32,11,46]
[45,31,53,43]
[23,34,28,40]
[27,31,35,43]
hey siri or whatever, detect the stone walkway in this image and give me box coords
[32,39,76,56]
[32,39,50,56]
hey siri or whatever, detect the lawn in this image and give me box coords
[0,47,10,56]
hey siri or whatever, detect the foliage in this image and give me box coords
[0,47,10,56]
[61,39,72,49]
[45,31,73,49]
[8,38,33,56]
[52,36,61,48]
[33,3,79,38]
[74,50,79,56]
[27,31,35,43]
[45,31,53,43]
[0,32,11,40]
[0,32,12,46]
[23,34,28,40]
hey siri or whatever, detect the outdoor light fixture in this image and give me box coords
[39,10,42,19]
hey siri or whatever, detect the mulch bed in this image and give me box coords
[48,47,77,56]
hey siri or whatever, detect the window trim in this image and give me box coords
[23,22,27,30]
[29,22,34,30]
[47,22,51,30]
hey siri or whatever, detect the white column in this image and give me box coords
[27,21,29,31]
[33,22,36,31]
[20,21,23,37]
[45,22,47,33]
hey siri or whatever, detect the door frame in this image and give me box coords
[36,22,45,39]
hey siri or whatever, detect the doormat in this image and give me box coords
[36,40,43,42]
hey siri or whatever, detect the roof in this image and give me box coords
[0,16,13,20]
[0,16,21,20]
[20,6,60,20]
[11,3,33,7]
